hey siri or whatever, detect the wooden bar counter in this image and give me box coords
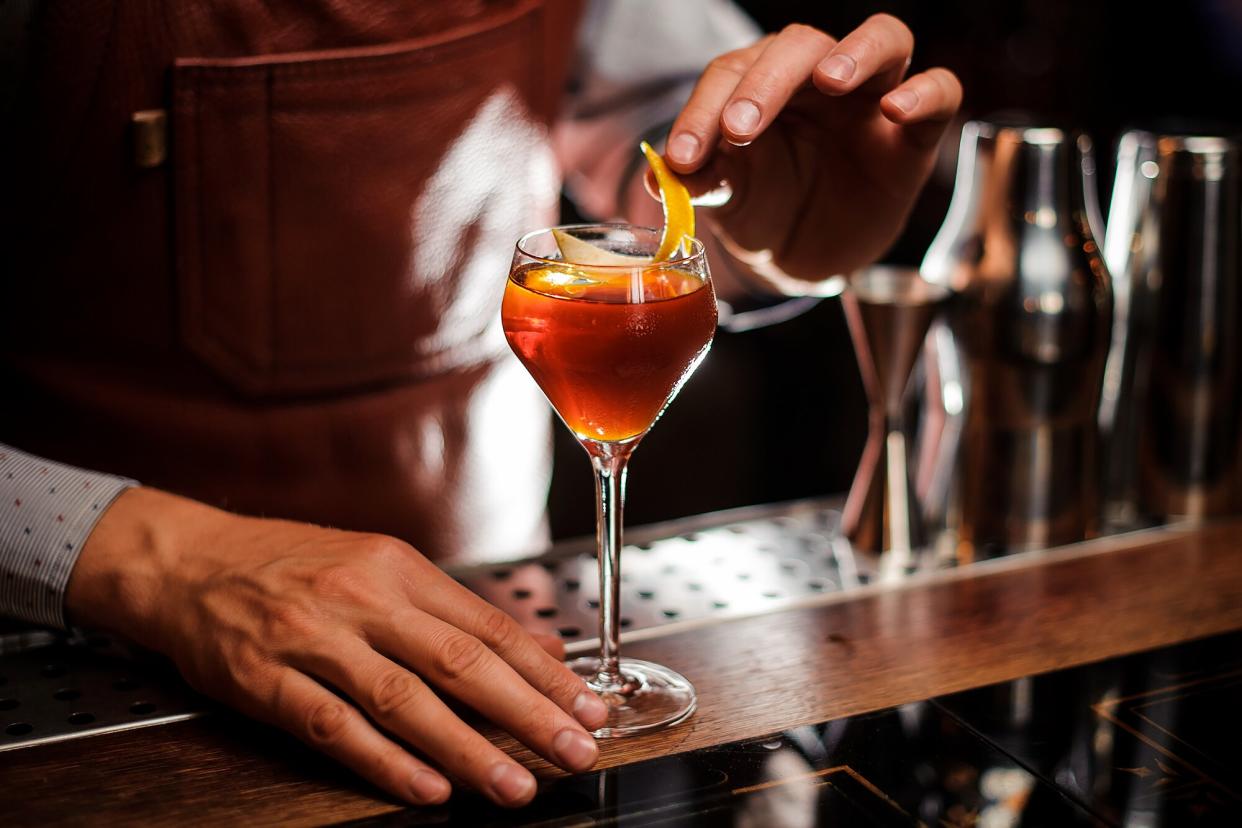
[4,519,1242,825]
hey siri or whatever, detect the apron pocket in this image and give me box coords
[173,0,555,396]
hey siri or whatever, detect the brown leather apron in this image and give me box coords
[2,0,581,562]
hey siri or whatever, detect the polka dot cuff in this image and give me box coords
[0,444,136,629]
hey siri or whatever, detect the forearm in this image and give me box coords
[0,444,135,628]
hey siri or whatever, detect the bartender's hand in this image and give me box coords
[66,488,608,808]
[666,15,962,287]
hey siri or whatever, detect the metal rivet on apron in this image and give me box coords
[131,110,168,169]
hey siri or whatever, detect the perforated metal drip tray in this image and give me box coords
[451,498,880,653]
[0,628,204,752]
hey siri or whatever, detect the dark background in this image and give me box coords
[547,0,1242,539]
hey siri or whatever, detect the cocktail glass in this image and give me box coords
[501,224,716,736]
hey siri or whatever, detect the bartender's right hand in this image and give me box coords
[65,487,608,807]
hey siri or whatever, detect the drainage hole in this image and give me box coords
[68,712,96,726]
[661,565,677,575]
[535,607,558,618]
[637,590,655,600]
[585,599,600,610]
[662,610,680,619]
[686,582,703,591]
[511,589,531,600]
[682,533,701,542]
[53,688,81,701]
[807,579,828,591]
[712,601,729,610]
[5,722,32,736]
[40,664,67,678]
[564,579,581,591]
[0,698,18,711]
[556,627,581,639]
[490,569,513,581]
[737,573,752,581]
[619,618,633,628]
[762,591,782,599]
[129,702,157,716]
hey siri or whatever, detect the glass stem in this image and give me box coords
[588,441,633,691]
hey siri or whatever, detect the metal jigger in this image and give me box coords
[841,267,950,575]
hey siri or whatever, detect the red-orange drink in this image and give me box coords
[502,263,717,443]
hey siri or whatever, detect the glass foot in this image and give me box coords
[567,656,697,738]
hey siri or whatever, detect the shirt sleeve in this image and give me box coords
[0,444,137,629]
[555,0,761,220]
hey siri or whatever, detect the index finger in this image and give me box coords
[372,607,600,775]
[664,36,772,173]
[715,24,836,146]
[411,571,609,729]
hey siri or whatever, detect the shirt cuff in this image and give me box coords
[0,445,137,629]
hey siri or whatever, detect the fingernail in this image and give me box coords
[553,728,599,771]
[723,99,761,135]
[668,132,701,164]
[409,769,450,804]
[489,763,536,804]
[886,89,919,114]
[573,691,608,728]
[820,54,856,83]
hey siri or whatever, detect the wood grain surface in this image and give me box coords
[5,521,1242,826]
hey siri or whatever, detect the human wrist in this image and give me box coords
[708,219,847,299]
[64,486,229,647]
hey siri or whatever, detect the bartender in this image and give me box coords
[0,0,960,808]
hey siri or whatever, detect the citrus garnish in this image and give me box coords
[640,140,695,261]
[551,228,650,267]
[547,142,695,268]
[520,265,700,302]
[547,229,649,297]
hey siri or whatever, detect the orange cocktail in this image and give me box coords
[502,263,716,443]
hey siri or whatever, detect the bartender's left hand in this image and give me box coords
[665,15,962,286]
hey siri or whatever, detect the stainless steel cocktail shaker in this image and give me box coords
[1100,132,1241,523]
[921,121,1113,558]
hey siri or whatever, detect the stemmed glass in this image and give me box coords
[501,224,716,736]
